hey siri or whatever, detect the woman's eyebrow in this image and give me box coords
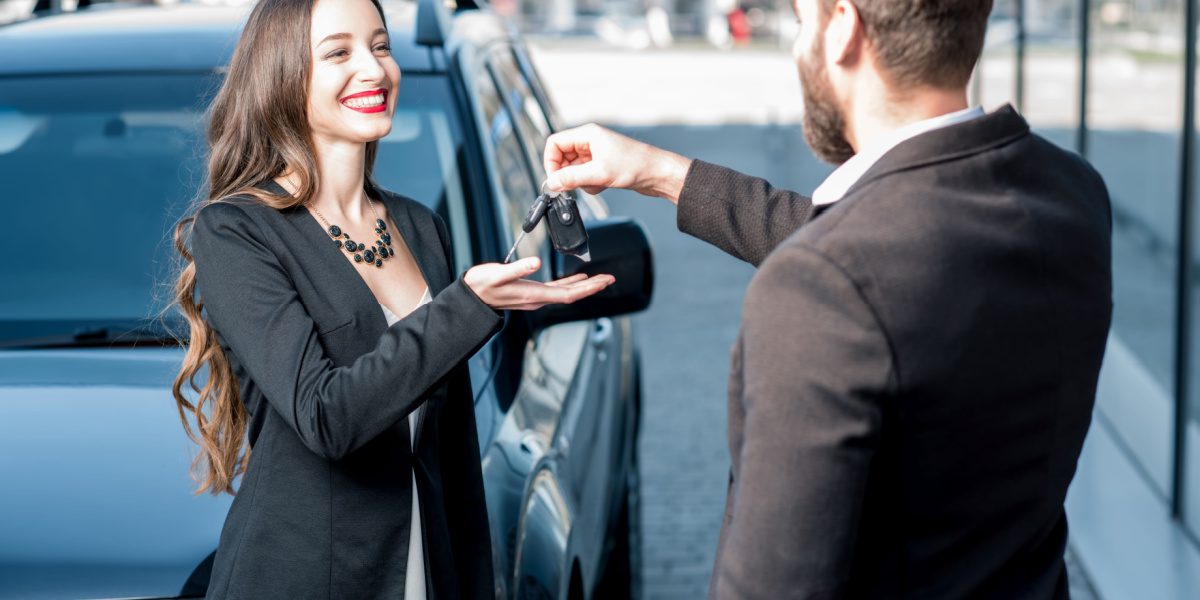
[317,28,388,46]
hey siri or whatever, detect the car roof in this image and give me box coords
[0,1,444,77]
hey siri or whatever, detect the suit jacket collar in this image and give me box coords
[842,103,1031,200]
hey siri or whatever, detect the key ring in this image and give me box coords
[540,180,562,198]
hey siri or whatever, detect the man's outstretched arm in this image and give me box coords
[677,159,814,267]
[544,124,814,267]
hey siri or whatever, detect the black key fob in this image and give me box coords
[545,191,591,262]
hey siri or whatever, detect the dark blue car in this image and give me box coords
[0,1,651,598]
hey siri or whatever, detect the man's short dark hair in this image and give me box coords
[822,0,994,90]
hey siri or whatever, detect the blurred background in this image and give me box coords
[3,0,1200,599]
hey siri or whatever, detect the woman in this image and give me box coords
[169,0,613,598]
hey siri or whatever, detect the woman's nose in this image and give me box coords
[352,50,387,84]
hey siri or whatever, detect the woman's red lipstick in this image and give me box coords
[339,88,388,114]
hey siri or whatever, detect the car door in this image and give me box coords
[455,41,584,598]
[481,43,630,596]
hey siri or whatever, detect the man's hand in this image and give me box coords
[543,123,693,204]
[465,257,616,311]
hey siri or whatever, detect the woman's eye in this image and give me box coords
[374,44,391,53]
[324,49,349,60]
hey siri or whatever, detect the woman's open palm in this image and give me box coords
[465,257,615,311]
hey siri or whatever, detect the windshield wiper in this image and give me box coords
[0,324,183,349]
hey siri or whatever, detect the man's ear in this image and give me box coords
[825,0,865,66]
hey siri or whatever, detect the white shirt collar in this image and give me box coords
[811,105,986,206]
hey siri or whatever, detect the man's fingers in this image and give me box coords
[547,162,609,194]
[544,125,599,174]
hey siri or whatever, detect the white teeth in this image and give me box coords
[343,93,385,108]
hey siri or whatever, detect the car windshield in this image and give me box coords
[0,72,467,344]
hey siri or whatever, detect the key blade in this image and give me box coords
[504,231,527,263]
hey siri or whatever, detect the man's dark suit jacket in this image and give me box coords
[676,105,1113,599]
[190,182,502,599]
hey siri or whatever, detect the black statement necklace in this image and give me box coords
[307,195,394,268]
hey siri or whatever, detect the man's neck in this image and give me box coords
[845,83,970,155]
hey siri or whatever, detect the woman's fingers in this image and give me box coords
[495,257,542,284]
[545,273,590,287]
[493,274,615,310]
[465,257,541,297]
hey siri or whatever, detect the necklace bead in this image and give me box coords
[308,195,393,269]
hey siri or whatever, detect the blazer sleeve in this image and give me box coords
[190,201,504,461]
[676,159,816,267]
[713,242,893,599]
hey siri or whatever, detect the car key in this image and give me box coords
[504,193,551,263]
[504,187,592,263]
[545,191,591,262]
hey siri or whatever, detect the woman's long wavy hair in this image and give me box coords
[169,0,387,495]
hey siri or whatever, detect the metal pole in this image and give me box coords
[1173,0,1198,520]
[1015,0,1026,112]
[1077,0,1089,156]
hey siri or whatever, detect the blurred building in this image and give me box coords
[972,0,1200,598]
[512,0,794,46]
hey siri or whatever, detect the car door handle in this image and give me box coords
[591,318,613,346]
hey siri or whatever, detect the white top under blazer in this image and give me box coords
[379,285,433,600]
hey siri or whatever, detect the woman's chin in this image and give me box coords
[331,125,393,145]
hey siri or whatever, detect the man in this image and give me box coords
[544,0,1112,598]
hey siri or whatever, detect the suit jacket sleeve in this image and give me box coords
[190,201,504,461]
[714,242,893,599]
[676,159,816,267]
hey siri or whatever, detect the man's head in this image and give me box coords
[792,0,994,164]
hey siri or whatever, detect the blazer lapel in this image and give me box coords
[381,193,452,296]
[378,193,453,450]
[264,180,391,335]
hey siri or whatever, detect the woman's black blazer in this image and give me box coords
[189,181,503,600]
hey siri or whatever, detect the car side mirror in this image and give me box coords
[527,217,654,332]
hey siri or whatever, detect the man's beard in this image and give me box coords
[798,34,855,165]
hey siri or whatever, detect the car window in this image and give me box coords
[488,46,600,223]
[487,48,551,176]
[471,62,547,267]
[0,73,469,342]
[510,45,562,132]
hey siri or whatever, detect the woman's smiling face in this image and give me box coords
[307,0,400,146]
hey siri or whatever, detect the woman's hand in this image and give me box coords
[465,257,616,311]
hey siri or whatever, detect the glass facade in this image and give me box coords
[1092,0,1185,497]
[1010,0,1199,541]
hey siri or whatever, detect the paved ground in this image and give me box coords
[528,40,1104,599]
